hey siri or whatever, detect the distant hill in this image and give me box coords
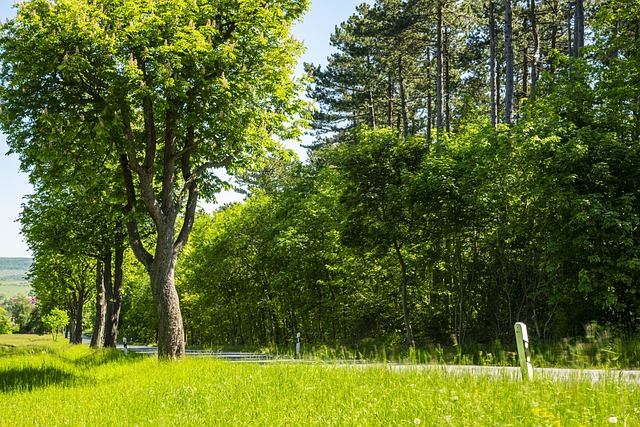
[0,258,32,298]
[0,258,32,271]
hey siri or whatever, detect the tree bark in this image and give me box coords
[505,0,515,124]
[489,0,498,128]
[572,0,584,57]
[149,228,185,359]
[90,260,106,348]
[387,72,394,129]
[104,236,124,347]
[394,240,413,347]
[71,284,86,344]
[398,55,409,138]
[436,0,445,133]
[530,0,540,89]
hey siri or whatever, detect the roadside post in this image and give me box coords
[295,332,300,359]
[514,322,533,381]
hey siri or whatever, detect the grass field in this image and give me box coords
[0,335,638,426]
[0,282,32,299]
[0,267,31,299]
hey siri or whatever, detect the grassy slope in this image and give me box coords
[0,258,32,298]
[0,335,638,426]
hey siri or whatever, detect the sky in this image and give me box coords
[0,0,368,258]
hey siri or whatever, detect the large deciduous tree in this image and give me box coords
[0,0,309,358]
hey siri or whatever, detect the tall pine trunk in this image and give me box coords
[530,0,540,88]
[398,55,409,138]
[505,0,515,124]
[572,0,584,57]
[489,0,498,128]
[436,0,445,133]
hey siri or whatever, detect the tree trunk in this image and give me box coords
[149,228,185,359]
[387,72,394,129]
[436,0,445,133]
[90,260,106,348]
[444,28,451,133]
[369,87,376,130]
[530,0,540,89]
[394,240,413,347]
[505,0,515,124]
[105,238,124,347]
[103,252,115,347]
[489,0,498,128]
[426,47,433,142]
[572,0,584,57]
[567,2,573,56]
[398,55,409,138]
[71,285,86,344]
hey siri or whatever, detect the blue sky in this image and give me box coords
[0,0,369,258]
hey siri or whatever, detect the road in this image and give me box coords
[115,344,640,382]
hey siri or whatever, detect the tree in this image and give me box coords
[0,0,309,358]
[337,127,426,346]
[0,307,17,334]
[504,0,514,124]
[19,182,124,347]
[28,252,93,344]
[42,308,69,341]
[7,294,35,333]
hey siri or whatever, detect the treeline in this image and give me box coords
[165,0,640,348]
[0,258,32,271]
[8,0,640,351]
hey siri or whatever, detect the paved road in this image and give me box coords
[116,344,640,382]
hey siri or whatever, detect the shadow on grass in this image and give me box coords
[0,366,77,393]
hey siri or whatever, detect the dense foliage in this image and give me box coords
[4,0,640,352]
[0,0,309,357]
[170,0,640,349]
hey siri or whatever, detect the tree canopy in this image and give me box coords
[0,0,309,358]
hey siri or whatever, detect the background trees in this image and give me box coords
[172,0,640,349]
[1,0,309,358]
[4,0,640,351]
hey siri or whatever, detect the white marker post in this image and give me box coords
[514,322,533,381]
[295,332,301,359]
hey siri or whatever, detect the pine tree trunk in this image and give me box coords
[90,260,106,348]
[567,3,573,56]
[530,0,540,88]
[398,55,409,138]
[489,0,498,128]
[505,0,515,124]
[573,0,584,57]
[436,0,445,133]
[445,28,451,133]
[387,72,394,129]
[369,88,376,130]
[426,47,433,142]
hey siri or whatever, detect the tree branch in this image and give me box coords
[119,153,153,268]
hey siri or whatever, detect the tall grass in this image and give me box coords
[0,335,638,426]
[276,334,640,369]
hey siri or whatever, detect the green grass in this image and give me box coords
[0,281,32,299]
[0,335,638,426]
[0,265,31,299]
